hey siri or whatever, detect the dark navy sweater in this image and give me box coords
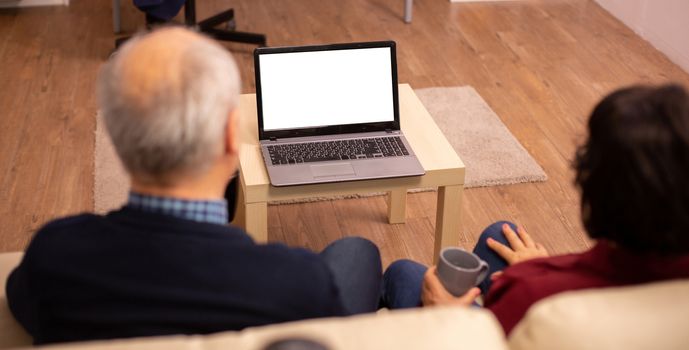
[6,207,343,344]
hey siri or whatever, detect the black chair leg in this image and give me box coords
[199,8,235,29]
[204,28,266,46]
[198,8,266,46]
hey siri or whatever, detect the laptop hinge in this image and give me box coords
[385,129,393,133]
[269,137,277,141]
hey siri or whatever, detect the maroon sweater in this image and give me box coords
[484,241,689,334]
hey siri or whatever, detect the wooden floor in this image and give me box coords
[1,0,688,267]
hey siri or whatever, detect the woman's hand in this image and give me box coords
[487,224,549,265]
[421,266,481,307]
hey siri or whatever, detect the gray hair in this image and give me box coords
[97,28,240,185]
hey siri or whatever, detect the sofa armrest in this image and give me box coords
[508,280,689,350]
[0,252,32,349]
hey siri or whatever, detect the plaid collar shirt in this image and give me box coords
[126,192,228,225]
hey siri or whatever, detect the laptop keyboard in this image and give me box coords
[267,136,410,165]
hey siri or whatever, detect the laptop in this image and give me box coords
[254,41,425,187]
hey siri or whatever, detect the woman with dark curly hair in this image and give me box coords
[380,84,689,334]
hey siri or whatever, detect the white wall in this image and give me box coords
[595,0,689,74]
[0,0,68,8]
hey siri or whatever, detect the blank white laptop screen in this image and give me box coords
[258,47,394,131]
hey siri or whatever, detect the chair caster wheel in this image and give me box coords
[226,19,236,31]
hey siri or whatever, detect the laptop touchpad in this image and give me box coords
[310,163,356,178]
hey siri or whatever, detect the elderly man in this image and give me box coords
[6,28,382,345]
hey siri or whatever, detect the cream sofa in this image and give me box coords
[1,252,688,350]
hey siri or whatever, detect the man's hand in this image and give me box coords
[421,266,481,307]
[487,223,549,265]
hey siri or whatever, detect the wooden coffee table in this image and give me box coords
[233,84,465,262]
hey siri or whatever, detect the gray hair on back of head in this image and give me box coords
[97,28,240,185]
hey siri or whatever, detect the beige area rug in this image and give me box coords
[94,86,547,213]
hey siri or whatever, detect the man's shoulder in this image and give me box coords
[31,213,105,242]
[18,213,108,268]
[26,210,329,282]
[41,213,103,230]
[37,211,320,264]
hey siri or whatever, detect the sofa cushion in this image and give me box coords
[508,279,689,350]
[10,308,507,350]
[0,252,31,349]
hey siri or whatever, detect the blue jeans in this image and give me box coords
[380,221,515,308]
[320,237,382,315]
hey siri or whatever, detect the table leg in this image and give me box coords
[433,185,463,263]
[387,189,407,224]
[230,176,267,243]
[245,202,268,243]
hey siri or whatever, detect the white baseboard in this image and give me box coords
[0,0,68,8]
